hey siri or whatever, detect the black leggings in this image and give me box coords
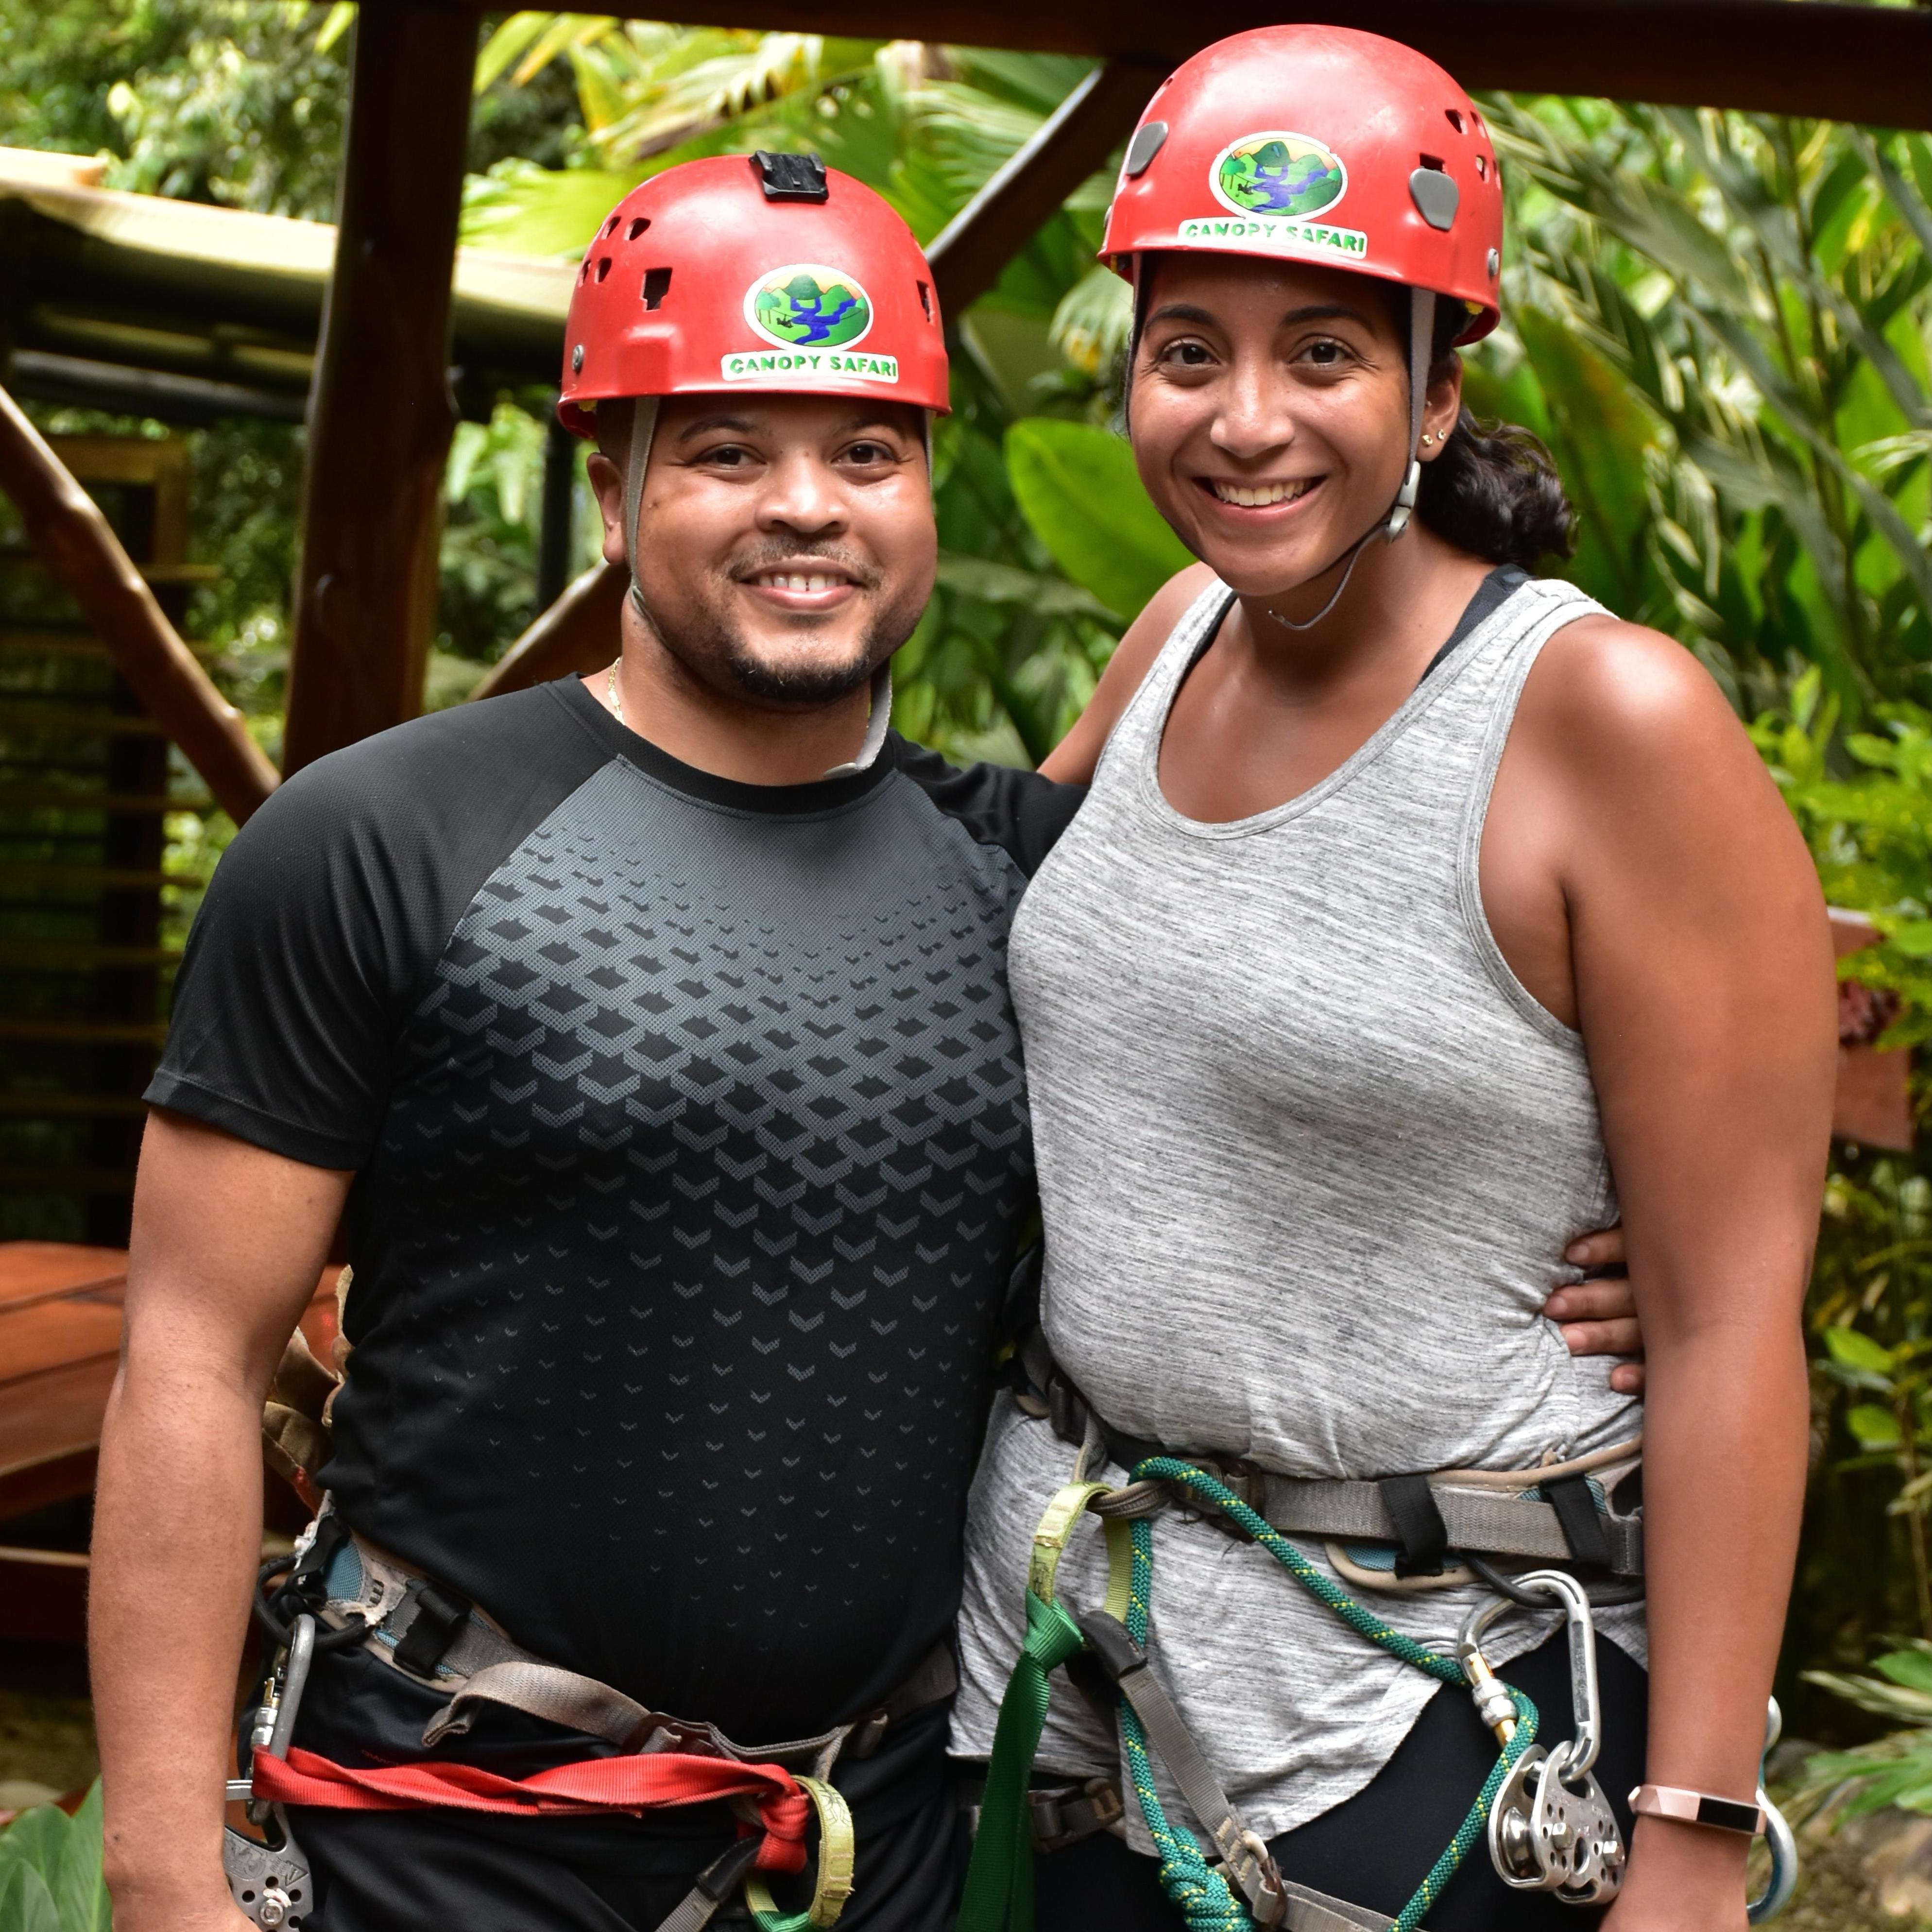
[1031,1627,1647,1932]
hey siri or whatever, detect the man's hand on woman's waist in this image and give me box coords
[1545,1224,1645,1396]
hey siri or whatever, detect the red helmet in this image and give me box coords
[1102,26,1504,345]
[558,152,948,435]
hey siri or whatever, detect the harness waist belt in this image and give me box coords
[1252,1474,1643,1577]
[1017,1329,1642,1576]
[312,1517,957,1761]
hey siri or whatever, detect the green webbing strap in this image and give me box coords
[958,1483,1131,1932]
[1122,1459,1541,1932]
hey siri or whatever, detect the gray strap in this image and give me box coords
[1281,1879,1402,1932]
[422,1659,660,1749]
[650,1841,761,1932]
[1258,1476,1643,1575]
[1080,1613,1283,1925]
[821,663,893,778]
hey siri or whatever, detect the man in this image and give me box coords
[90,152,1641,1932]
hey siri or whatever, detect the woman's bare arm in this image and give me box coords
[1509,618,1833,1932]
[92,1111,352,1932]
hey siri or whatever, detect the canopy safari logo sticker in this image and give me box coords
[1211,132,1347,219]
[745,265,873,350]
[1185,130,1367,263]
[724,262,898,383]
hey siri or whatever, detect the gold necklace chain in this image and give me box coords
[606,659,625,727]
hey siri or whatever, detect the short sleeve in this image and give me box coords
[146,683,618,1169]
[146,762,431,1167]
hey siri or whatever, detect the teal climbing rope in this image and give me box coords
[1120,1457,1539,1932]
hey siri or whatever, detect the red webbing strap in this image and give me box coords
[251,1746,811,1872]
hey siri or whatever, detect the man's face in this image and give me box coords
[588,394,935,709]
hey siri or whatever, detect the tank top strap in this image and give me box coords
[1091,580,1235,789]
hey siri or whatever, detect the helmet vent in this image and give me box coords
[1123,120,1168,178]
[641,267,673,311]
[1475,154,1489,180]
[626,217,651,241]
[917,280,932,321]
[1444,108,1466,135]
[595,256,613,282]
[600,215,620,238]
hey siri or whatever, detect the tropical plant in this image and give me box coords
[1487,103,1932,720]
[0,1784,108,1932]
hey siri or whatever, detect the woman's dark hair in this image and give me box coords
[1414,300,1575,568]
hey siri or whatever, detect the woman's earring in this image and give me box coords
[1421,432,1436,447]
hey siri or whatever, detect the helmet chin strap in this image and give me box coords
[1266,285,1435,633]
[616,391,898,778]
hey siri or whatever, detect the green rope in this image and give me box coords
[1124,1458,1540,1932]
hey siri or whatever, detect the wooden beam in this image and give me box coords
[471,561,627,701]
[357,0,1932,132]
[927,60,1163,317]
[0,382,279,823]
[282,2,478,772]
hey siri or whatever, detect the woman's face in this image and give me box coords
[1128,254,1446,597]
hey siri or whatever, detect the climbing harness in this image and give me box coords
[959,1459,1541,1932]
[223,1507,950,1932]
[969,1335,1798,1926]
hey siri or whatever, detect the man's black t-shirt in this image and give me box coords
[149,675,1080,1741]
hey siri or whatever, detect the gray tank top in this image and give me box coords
[949,571,1644,1840]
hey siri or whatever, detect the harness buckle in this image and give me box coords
[393,1581,475,1679]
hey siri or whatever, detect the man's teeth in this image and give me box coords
[1211,479,1314,507]
[757,572,845,592]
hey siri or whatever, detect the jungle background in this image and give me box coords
[3,0,1932,1916]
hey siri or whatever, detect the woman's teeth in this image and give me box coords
[757,572,847,592]
[1210,479,1315,508]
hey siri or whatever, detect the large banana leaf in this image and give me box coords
[1005,418,1194,623]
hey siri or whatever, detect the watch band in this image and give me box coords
[1628,1784,1767,1836]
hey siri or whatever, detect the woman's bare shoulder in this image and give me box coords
[1040,563,1219,783]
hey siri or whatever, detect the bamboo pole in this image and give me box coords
[0,381,279,823]
[470,560,627,702]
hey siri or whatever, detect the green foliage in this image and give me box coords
[1487,104,1932,718]
[0,1785,108,1932]
[1003,420,1194,624]
[1753,669,1932,1044]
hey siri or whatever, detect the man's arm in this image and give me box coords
[1522,618,1834,1932]
[93,1110,352,1932]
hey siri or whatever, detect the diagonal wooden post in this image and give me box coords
[0,381,279,822]
[282,1,479,773]
[926,59,1165,319]
[470,561,628,702]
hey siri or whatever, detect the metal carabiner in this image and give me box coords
[224,1612,318,1930]
[1748,1699,1799,1923]
[1458,1572,1625,1908]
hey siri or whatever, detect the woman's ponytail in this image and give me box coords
[1416,405,1577,568]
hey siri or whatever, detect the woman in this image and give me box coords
[950,26,1833,1932]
